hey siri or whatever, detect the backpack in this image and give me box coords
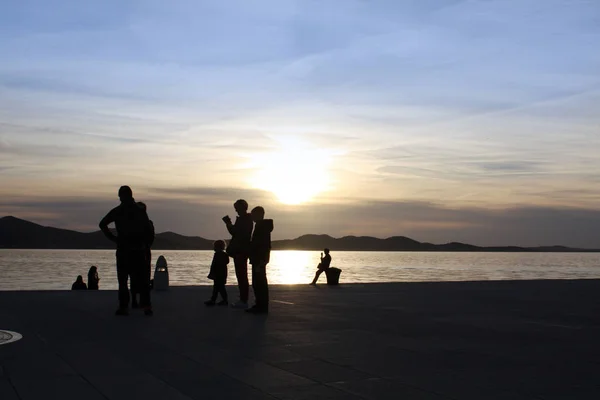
[117,203,153,247]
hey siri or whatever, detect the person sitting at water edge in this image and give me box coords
[223,199,253,310]
[87,266,100,290]
[311,248,332,285]
[99,185,155,316]
[247,206,273,314]
[205,240,230,306]
[72,275,87,290]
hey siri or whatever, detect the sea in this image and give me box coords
[1,250,599,291]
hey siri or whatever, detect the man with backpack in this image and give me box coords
[99,186,155,316]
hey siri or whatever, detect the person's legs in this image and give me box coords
[131,293,138,307]
[263,265,269,309]
[146,248,152,290]
[130,274,139,307]
[251,262,269,312]
[311,267,324,284]
[133,248,150,307]
[234,255,249,304]
[205,282,218,306]
[135,249,152,312]
[211,282,219,301]
[217,280,228,303]
[116,250,130,312]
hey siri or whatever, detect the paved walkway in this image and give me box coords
[1,280,600,399]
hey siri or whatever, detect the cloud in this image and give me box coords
[148,186,275,204]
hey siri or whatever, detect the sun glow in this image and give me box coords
[267,250,316,284]
[250,136,336,205]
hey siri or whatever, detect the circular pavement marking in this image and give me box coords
[0,330,23,346]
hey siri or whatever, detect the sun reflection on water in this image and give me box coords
[267,250,317,284]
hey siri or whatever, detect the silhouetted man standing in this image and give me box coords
[247,206,273,314]
[100,186,154,316]
[223,199,253,309]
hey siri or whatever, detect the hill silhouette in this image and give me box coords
[1,216,596,252]
[0,216,214,250]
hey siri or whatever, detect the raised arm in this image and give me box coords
[225,220,235,236]
[99,208,118,243]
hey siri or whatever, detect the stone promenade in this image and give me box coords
[1,280,600,399]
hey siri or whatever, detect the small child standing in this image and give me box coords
[205,240,229,306]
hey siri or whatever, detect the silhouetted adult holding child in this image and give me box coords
[223,199,253,309]
[87,266,100,290]
[247,206,273,314]
[310,248,332,285]
[205,240,229,306]
[72,275,87,290]
[99,186,155,316]
[131,201,155,308]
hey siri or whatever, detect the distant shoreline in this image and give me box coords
[1,247,599,253]
[2,216,599,253]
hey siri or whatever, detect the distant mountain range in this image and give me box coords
[0,216,597,252]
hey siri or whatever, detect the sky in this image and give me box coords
[1,0,600,247]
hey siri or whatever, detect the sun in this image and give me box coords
[250,136,335,205]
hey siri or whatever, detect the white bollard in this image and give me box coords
[153,255,169,291]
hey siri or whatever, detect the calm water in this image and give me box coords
[0,250,599,291]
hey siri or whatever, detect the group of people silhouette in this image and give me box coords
[73,186,334,315]
[96,186,274,316]
[211,199,274,313]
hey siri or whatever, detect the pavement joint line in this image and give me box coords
[272,300,295,305]
[8,378,23,400]
[3,283,600,399]
[147,332,287,399]
[523,321,582,330]
[53,350,112,400]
